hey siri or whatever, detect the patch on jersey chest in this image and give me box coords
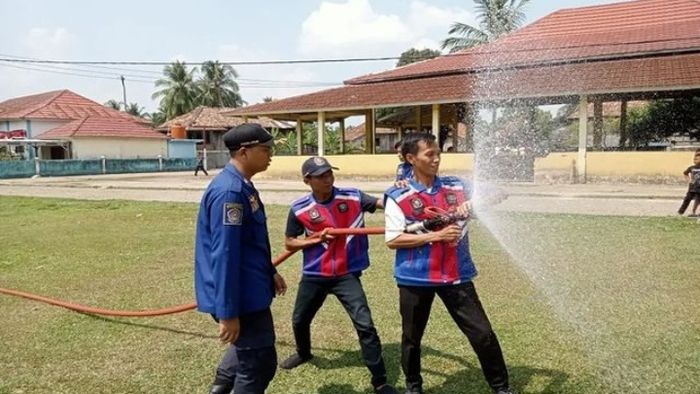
[309,207,324,223]
[410,197,425,214]
[223,203,243,226]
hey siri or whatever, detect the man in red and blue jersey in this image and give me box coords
[280,156,397,394]
[395,139,413,182]
[384,133,514,394]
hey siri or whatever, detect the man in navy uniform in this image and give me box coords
[279,157,398,394]
[384,133,514,394]
[194,123,288,394]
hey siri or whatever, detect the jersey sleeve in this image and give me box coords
[359,191,379,213]
[285,207,305,237]
[384,197,406,242]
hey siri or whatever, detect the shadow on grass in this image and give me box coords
[311,343,570,394]
[83,313,217,339]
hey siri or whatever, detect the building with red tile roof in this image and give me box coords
[157,106,294,151]
[0,90,163,160]
[37,116,167,160]
[227,0,700,179]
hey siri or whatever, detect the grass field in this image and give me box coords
[0,196,698,394]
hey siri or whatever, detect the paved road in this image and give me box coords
[0,171,691,217]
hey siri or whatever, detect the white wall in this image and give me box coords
[71,138,167,159]
[0,119,69,136]
[30,120,70,137]
[0,120,28,132]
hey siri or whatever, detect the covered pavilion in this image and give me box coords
[227,0,700,181]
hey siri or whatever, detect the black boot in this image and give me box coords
[209,383,233,394]
[279,353,313,369]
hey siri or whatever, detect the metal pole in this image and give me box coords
[120,75,127,110]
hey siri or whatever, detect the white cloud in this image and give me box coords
[407,1,474,34]
[298,0,472,56]
[299,0,410,56]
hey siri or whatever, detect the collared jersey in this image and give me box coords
[287,187,377,277]
[194,163,276,320]
[384,176,477,286]
[395,161,414,182]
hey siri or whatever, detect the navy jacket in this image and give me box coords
[194,163,276,319]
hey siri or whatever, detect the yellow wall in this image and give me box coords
[587,152,691,176]
[72,138,167,159]
[265,152,694,178]
[266,153,474,177]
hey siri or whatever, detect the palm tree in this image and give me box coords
[125,102,146,118]
[196,60,245,108]
[146,110,167,128]
[104,99,121,110]
[152,61,198,119]
[441,0,530,53]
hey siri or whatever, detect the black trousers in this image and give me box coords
[214,309,277,394]
[399,282,509,392]
[292,273,387,387]
[195,165,208,176]
[678,189,700,214]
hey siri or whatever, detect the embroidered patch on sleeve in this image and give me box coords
[223,203,243,226]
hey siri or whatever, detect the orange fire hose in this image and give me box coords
[0,227,386,317]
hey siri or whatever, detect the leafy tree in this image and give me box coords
[396,48,441,67]
[152,61,198,119]
[627,97,700,147]
[124,102,147,118]
[146,110,167,127]
[104,99,121,110]
[196,60,244,108]
[441,0,531,53]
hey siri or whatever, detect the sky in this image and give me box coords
[0,0,624,113]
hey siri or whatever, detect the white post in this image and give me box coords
[203,148,208,170]
[577,95,588,183]
[101,155,106,174]
[339,119,345,154]
[415,106,422,132]
[158,154,163,171]
[317,111,325,157]
[34,157,40,176]
[432,104,440,137]
[296,118,303,155]
[371,108,376,154]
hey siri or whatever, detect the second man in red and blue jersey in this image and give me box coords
[280,156,398,394]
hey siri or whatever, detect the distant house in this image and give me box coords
[40,116,167,159]
[344,123,398,153]
[158,106,294,151]
[0,89,150,159]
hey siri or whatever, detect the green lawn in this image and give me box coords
[0,196,697,394]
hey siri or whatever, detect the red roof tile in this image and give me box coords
[231,53,700,115]
[40,116,167,140]
[159,106,295,130]
[0,89,150,124]
[347,0,700,84]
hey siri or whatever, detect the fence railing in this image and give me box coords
[0,157,197,179]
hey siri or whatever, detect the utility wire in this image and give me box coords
[0,54,342,86]
[0,62,342,88]
[0,56,400,66]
